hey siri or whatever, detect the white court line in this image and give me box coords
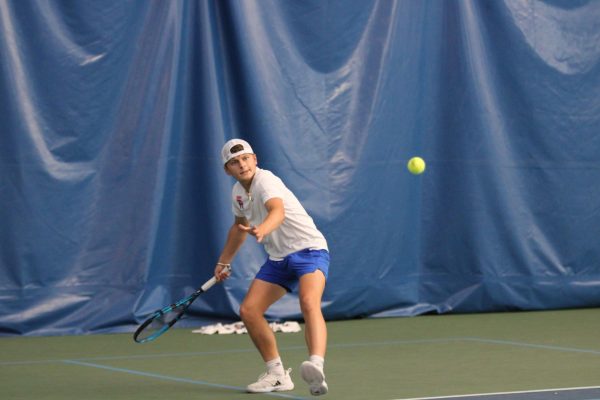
[61,359,308,400]
[3,336,600,366]
[392,385,600,400]
[463,337,600,356]
[3,336,600,367]
[0,337,463,366]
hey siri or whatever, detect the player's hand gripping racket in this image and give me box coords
[133,265,230,343]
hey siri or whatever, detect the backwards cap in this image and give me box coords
[221,139,254,164]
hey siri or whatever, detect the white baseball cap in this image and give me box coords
[221,139,254,164]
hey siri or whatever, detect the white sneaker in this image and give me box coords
[246,368,294,393]
[300,361,328,396]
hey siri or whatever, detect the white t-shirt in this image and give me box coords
[231,168,328,259]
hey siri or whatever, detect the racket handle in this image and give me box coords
[201,265,231,291]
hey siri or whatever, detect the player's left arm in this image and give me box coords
[238,197,284,243]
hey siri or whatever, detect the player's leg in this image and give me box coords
[298,270,327,357]
[296,252,329,396]
[240,278,287,361]
[240,278,293,393]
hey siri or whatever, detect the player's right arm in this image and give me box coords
[215,216,249,280]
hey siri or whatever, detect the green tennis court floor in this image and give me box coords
[2,308,600,400]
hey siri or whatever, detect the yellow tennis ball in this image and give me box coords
[407,157,426,175]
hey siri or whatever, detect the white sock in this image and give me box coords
[309,355,324,369]
[266,357,285,376]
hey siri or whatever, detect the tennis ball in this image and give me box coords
[407,157,426,175]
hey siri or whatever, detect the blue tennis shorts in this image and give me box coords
[256,249,329,292]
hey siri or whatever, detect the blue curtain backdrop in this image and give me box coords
[1,0,600,336]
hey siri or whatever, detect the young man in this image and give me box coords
[215,138,330,396]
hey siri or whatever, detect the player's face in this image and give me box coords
[225,153,257,184]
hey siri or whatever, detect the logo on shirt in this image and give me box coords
[236,195,244,209]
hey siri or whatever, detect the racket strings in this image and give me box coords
[135,303,188,342]
[154,307,183,326]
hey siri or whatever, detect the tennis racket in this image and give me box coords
[133,265,230,343]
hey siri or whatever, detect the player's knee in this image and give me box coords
[239,303,250,321]
[239,302,258,322]
[299,295,320,315]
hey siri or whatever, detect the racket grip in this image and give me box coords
[201,265,231,291]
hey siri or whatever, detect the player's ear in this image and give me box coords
[224,164,232,176]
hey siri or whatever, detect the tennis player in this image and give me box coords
[215,139,330,396]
